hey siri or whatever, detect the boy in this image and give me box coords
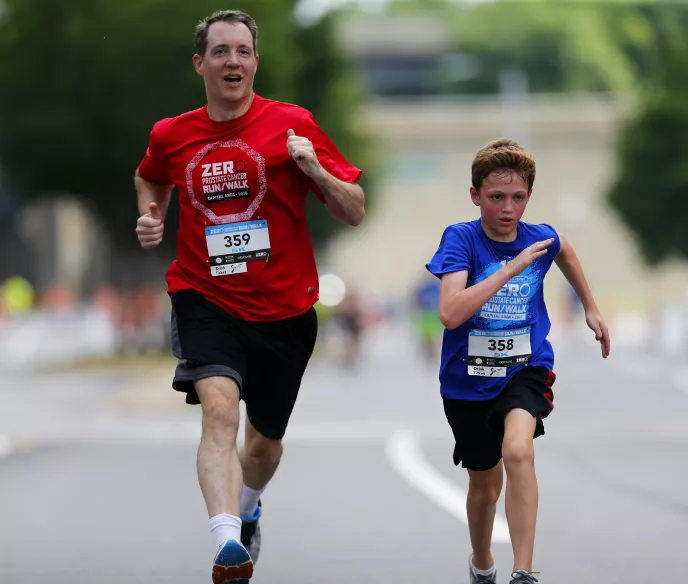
[425,139,610,584]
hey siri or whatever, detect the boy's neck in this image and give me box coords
[480,219,518,243]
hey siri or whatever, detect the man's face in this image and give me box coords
[193,21,258,106]
[470,170,531,239]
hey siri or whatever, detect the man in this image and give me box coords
[135,10,364,584]
[425,139,610,584]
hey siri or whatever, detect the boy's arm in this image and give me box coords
[554,233,611,358]
[439,266,517,331]
[439,238,554,330]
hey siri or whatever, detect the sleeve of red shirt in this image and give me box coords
[137,118,173,186]
[301,112,363,203]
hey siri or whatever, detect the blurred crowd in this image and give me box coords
[0,272,450,369]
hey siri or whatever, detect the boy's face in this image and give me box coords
[470,170,531,241]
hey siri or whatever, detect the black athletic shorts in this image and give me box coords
[170,289,318,440]
[442,365,556,471]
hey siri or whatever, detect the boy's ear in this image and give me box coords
[470,186,480,206]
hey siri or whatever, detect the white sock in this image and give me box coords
[209,513,242,549]
[471,561,496,576]
[240,485,265,519]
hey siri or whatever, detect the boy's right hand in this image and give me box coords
[508,238,554,277]
[136,202,164,249]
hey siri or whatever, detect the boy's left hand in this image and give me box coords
[585,311,610,359]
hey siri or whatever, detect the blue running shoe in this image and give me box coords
[240,500,262,564]
[212,539,253,584]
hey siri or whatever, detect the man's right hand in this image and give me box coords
[507,238,554,277]
[136,202,164,249]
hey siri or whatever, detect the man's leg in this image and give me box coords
[237,306,318,564]
[467,461,504,571]
[502,408,538,574]
[195,376,254,584]
[239,418,283,513]
[196,376,243,518]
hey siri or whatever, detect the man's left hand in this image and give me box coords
[287,129,324,181]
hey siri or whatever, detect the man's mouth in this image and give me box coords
[499,217,513,224]
[224,75,242,85]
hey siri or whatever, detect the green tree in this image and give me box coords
[387,0,688,95]
[607,45,688,265]
[294,12,377,250]
[0,0,372,282]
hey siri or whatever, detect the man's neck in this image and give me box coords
[207,92,255,122]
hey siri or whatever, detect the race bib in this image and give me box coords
[467,327,532,377]
[205,220,271,277]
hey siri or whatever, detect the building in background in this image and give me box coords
[322,13,688,346]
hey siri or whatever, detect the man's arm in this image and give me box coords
[286,128,365,227]
[135,170,174,249]
[135,170,173,219]
[312,171,365,227]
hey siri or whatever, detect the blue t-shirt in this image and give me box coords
[426,219,561,401]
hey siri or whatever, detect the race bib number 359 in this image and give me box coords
[205,220,271,277]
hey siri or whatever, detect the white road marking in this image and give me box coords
[385,428,511,543]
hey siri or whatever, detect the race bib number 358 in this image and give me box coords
[205,220,271,277]
[467,327,532,377]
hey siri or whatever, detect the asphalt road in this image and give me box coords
[2,321,688,583]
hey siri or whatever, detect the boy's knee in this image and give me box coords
[502,439,534,469]
[469,483,502,506]
[468,467,503,505]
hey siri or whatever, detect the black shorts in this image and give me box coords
[170,289,318,440]
[442,365,556,471]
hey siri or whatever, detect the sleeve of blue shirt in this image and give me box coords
[539,223,562,257]
[425,224,472,278]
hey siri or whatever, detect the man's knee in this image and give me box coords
[245,430,283,468]
[197,377,241,435]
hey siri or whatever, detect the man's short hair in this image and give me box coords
[195,10,258,57]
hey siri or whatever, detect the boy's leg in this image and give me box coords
[502,408,538,574]
[490,366,555,576]
[467,461,504,570]
[443,397,503,581]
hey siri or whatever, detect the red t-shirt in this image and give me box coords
[137,95,362,322]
